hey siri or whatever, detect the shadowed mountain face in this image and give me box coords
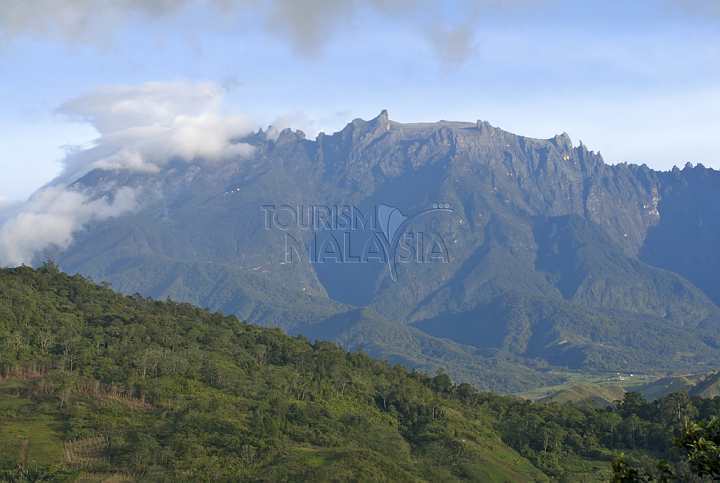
[51,111,720,391]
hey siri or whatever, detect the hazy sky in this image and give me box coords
[1,0,719,201]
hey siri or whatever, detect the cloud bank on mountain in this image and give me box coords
[0,198,19,224]
[0,80,258,267]
[0,186,138,267]
[56,81,256,180]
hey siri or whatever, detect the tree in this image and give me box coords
[619,392,647,418]
[611,454,674,483]
[658,392,697,433]
[431,372,453,394]
[678,417,720,479]
[611,454,653,483]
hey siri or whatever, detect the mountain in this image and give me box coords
[39,111,720,391]
[537,383,626,408]
[618,370,720,401]
[3,266,720,482]
[690,371,720,399]
[634,375,703,401]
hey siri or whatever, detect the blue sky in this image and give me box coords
[1,0,719,201]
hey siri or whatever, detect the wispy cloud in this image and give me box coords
[0,0,521,65]
[0,0,191,44]
[56,81,257,180]
[428,22,477,67]
[0,79,259,267]
[0,197,19,222]
[3,1,718,65]
[0,186,138,266]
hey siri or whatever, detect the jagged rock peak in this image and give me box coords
[375,109,389,123]
[551,132,573,150]
[275,127,306,144]
[342,110,392,138]
[476,120,494,132]
[368,109,391,132]
[352,109,390,126]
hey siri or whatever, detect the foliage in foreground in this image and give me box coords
[0,264,718,481]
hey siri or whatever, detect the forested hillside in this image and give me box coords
[0,265,718,482]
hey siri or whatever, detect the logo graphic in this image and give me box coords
[262,203,457,281]
[375,203,454,280]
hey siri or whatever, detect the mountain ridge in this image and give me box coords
[26,111,720,391]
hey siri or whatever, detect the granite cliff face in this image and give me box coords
[51,111,720,391]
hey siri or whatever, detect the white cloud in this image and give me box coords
[0,186,138,267]
[0,79,258,267]
[266,111,317,140]
[56,81,257,180]
[0,197,17,224]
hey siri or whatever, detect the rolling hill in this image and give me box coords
[0,265,556,481]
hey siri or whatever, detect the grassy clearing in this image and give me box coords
[515,371,662,401]
[0,417,65,466]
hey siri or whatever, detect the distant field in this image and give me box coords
[515,371,658,401]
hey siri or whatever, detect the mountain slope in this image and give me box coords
[411,215,720,371]
[690,372,720,399]
[641,164,720,306]
[0,265,549,481]
[296,308,561,392]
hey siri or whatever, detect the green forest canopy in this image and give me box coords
[0,264,718,482]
